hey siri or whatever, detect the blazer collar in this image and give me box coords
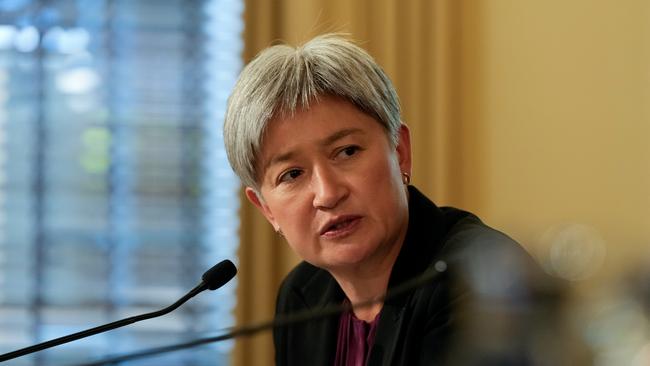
[388,185,453,287]
[372,185,469,364]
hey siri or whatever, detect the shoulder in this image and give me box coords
[276,261,342,314]
[428,213,563,364]
[440,212,524,259]
[393,187,541,292]
[276,262,317,308]
[433,210,554,313]
[274,262,343,365]
[439,212,539,274]
[403,186,546,289]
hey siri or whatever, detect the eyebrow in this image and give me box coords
[262,127,364,173]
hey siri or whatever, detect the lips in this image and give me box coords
[319,215,362,238]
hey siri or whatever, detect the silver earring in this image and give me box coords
[401,172,411,185]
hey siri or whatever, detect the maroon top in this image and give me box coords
[334,301,381,366]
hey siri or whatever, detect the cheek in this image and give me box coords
[363,152,402,187]
[280,208,317,259]
[361,155,406,213]
[269,195,313,237]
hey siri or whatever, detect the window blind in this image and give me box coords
[0,0,242,365]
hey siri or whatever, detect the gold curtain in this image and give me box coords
[233,1,461,365]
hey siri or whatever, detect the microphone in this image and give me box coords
[0,259,237,363]
[73,262,449,366]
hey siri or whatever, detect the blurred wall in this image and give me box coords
[234,1,650,364]
[456,0,650,280]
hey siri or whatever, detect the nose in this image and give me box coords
[311,164,348,209]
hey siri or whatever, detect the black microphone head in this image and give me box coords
[202,260,237,290]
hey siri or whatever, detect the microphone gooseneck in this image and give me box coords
[0,259,237,363]
[73,262,447,366]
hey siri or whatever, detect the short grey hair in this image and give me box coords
[224,34,401,189]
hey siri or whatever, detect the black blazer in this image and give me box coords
[273,186,544,365]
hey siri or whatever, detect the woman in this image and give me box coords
[224,34,543,365]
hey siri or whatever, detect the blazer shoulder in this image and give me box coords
[276,261,340,313]
[440,213,527,261]
[438,214,552,299]
[278,261,323,294]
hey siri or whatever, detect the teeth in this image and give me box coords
[324,218,357,234]
[331,220,348,231]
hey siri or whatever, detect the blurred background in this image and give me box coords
[0,0,648,365]
[0,0,242,365]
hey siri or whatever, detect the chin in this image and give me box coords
[319,246,377,270]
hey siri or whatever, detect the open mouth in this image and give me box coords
[321,216,362,237]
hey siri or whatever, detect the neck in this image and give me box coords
[330,233,406,322]
[336,274,390,322]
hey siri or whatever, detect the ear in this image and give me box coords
[396,123,412,175]
[245,187,280,231]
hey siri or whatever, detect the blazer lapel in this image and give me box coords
[298,270,345,365]
[368,291,412,365]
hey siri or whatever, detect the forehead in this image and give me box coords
[257,96,386,167]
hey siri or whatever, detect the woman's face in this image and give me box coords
[245,96,411,272]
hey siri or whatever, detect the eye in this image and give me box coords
[337,145,361,159]
[278,169,303,184]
